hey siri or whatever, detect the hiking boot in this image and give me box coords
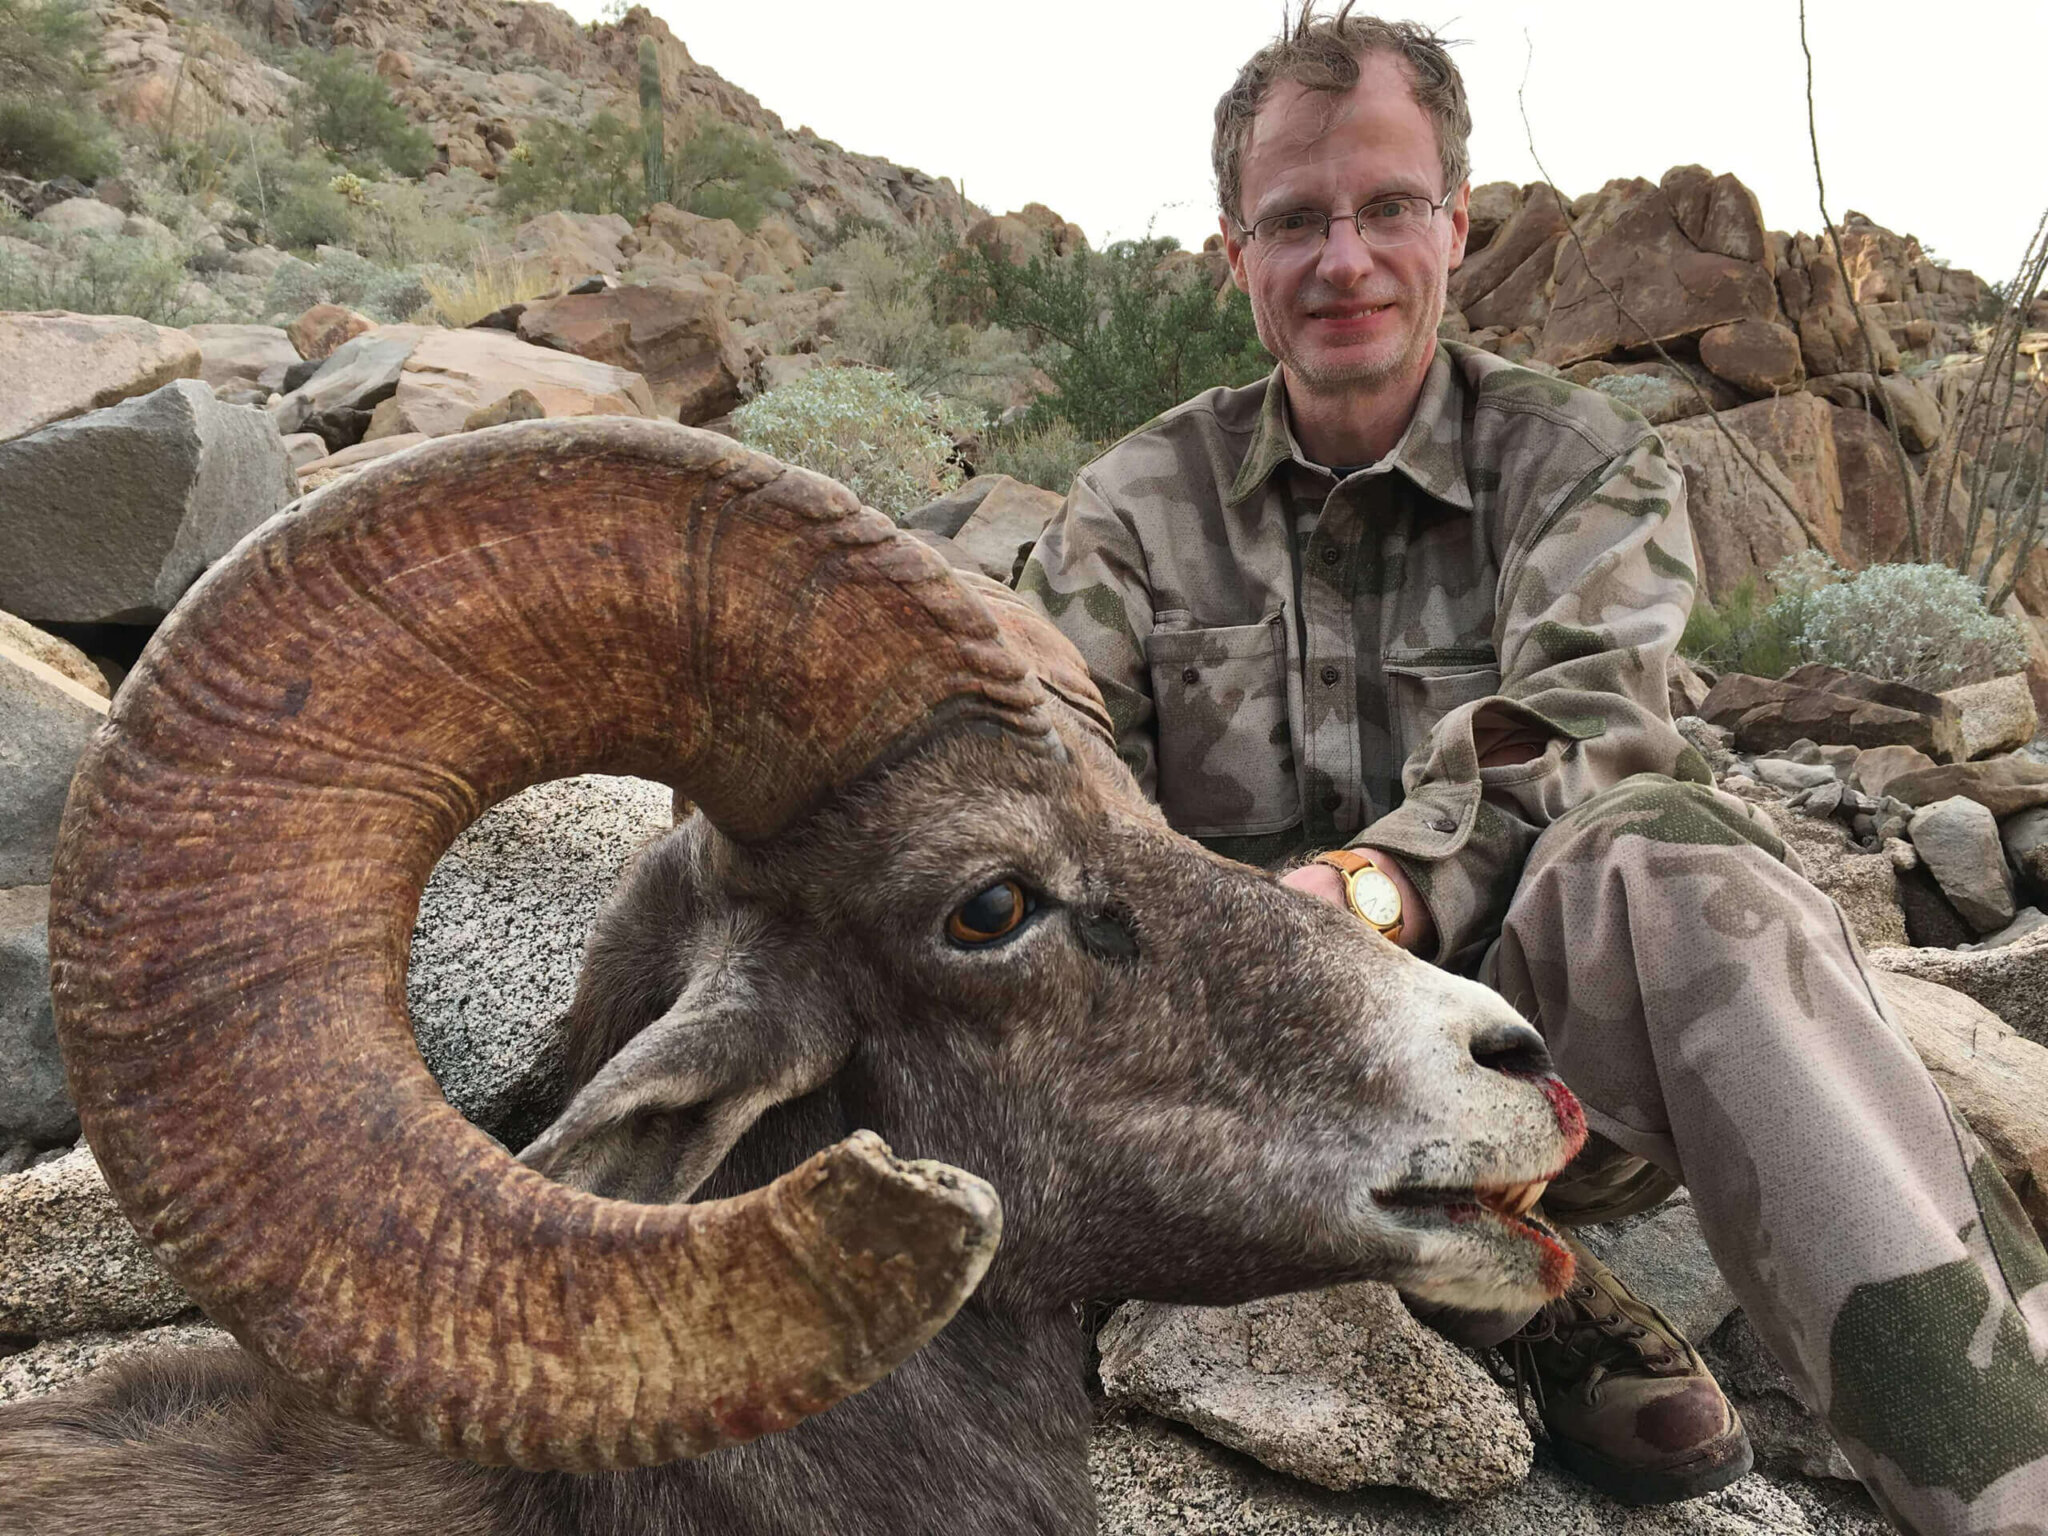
[1505,1233,1752,1504]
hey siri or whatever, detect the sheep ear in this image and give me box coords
[516,983,848,1205]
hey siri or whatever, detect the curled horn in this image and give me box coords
[48,419,1045,1470]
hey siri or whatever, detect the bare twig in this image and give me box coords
[1983,390,2048,612]
[1966,238,2048,573]
[1516,43,1826,553]
[1799,0,1922,559]
[1940,206,2048,559]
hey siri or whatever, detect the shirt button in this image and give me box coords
[1320,545,1341,566]
[1323,792,1343,813]
[1320,665,1340,685]
[1182,667,1199,684]
[1430,815,1456,833]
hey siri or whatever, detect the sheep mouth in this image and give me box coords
[1376,1177,1547,1226]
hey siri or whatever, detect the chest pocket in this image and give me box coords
[1145,614,1299,838]
[1383,646,1502,765]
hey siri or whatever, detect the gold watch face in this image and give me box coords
[1346,867,1402,928]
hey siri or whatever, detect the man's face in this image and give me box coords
[1222,53,1470,400]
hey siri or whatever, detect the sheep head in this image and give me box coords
[47,419,1583,1481]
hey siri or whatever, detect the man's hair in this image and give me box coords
[1212,5,1471,226]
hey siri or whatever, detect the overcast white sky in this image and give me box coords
[559,0,2045,283]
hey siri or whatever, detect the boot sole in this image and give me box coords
[1549,1418,1755,1506]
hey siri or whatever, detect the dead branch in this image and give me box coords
[1939,206,2048,560]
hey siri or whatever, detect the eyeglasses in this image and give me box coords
[1237,192,1454,254]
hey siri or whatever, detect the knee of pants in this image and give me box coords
[1518,772,1793,887]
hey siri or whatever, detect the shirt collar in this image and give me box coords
[1226,344,1474,512]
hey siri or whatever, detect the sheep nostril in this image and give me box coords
[1469,1018,1553,1079]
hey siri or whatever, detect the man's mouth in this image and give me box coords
[1307,300,1395,322]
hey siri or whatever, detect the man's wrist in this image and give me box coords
[1283,847,1435,954]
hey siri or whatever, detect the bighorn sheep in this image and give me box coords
[0,420,1585,1534]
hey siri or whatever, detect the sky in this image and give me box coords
[557,0,2045,284]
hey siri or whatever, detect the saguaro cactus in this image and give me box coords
[638,36,667,207]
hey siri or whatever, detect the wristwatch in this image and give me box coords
[1313,849,1404,944]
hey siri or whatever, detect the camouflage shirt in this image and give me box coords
[1018,341,1707,969]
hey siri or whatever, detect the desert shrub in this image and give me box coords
[0,0,118,179]
[416,251,554,326]
[958,234,1269,441]
[730,365,963,522]
[979,417,1098,496]
[289,48,434,178]
[667,117,791,232]
[260,247,439,323]
[269,177,353,250]
[0,98,118,181]
[496,111,641,219]
[0,233,201,323]
[813,231,1038,419]
[1679,573,1811,680]
[1799,562,2029,690]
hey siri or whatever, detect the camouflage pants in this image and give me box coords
[1480,774,2048,1535]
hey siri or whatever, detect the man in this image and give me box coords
[1019,9,2048,1531]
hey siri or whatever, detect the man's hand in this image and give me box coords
[1283,849,1436,954]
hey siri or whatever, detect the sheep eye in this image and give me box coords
[946,880,1032,947]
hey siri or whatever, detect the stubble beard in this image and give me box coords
[1260,280,1445,403]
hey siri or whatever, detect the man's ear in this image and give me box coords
[1445,179,1471,274]
[517,971,849,1205]
[1220,213,1251,294]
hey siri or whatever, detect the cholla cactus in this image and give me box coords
[730,366,963,523]
[1797,562,2031,690]
[327,171,378,209]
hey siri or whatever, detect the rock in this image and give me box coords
[1089,1403,1888,1535]
[902,475,1062,584]
[295,431,429,491]
[0,1146,189,1336]
[1826,402,1916,569]
[271,327,428,449]
[511,210,634,279]
[365,328,656,441]
[0,311,201,445]
[1538,167,1777,368]
[461,387,546,431]
[1847,743,1936,799]
[2003,805,2048,899]
[758,352,825,392]
[1698,318,1804,397]
[1870,925,2048,1048]
[1463,180,1523,254]
[1961,907,2048,951]
[1940,673,2038,761]
[1571,1190,1738,1344]
[1886,756,2048,818]
[0,1320,230,1404]
[1752,756,1839,793]
[0,887,75,1147]
[187,322,298,395]
[1447,183,1567,335]
[1660,394,1835,605]
[1667,655,1712,718]
[1873,970,2048,1239]
[0,647,109,885]
[32,198,126,237]
[1805,371,1943,454]
[1096,1283,1530,1501]
[639,204,793,282]
[407,775,674,1144]
[1908,796,2016,933]
[1895,864,1974,949]
[0,379,298,625]
[0,610,107,697]
[285,303,374,362]
[1777,233,1900,380]
[516,279,747,424]
[279,430,329,470]
[1698,1313,1859,1483]
[1700,667,1960,760]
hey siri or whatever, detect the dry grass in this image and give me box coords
[413,251,556,327]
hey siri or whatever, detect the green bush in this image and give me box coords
[959,235,1270,441]
[979,418,1098,496]
[731,366,963,522]
[815,231,1037,418]
[0,0,119,180]
[0,233,201,324]
[0,98,118,181]
[269,179,353,250]
[496,111,642,219]
[1800,562,2030,691]
[667,118,791,232]
[289,48,434,178]
[261,247,443,323]
[1681,552,2030,691]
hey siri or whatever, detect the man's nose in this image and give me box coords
[1315,215,1377,287]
